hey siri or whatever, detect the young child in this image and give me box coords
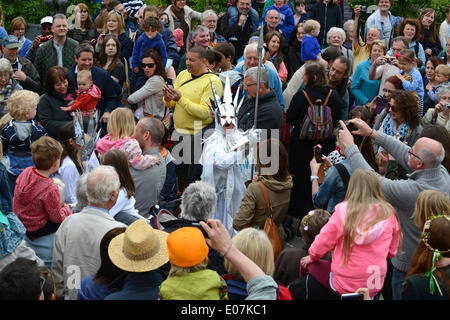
[60,70,101,117]
[1,90,46,193]
[274,209,331,287]
[13,136,72,267]
[132,16,168,73]
[301,19,328,68]
[293,0,309,25]
[159,227,228,300]
[427,64,450,103]
[413,190,450,232]
[95,107,161,170]
[395,49,425,115]
[261,0,296,42]
[301,169,401,299]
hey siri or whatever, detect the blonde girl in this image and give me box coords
[95,107,160,170]
[395,49,425,115]
[301,169,401,298]
[413,190,450,231]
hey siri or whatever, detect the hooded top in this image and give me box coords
[70,84,102,112]
[308,201,401,298]
[13,167,72,233]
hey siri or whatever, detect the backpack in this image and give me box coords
[298,89,334,141]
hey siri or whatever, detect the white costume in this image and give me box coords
[200,75,248,236]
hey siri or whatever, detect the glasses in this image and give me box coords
[244,82,257,88]
[408,149,422,161]
[388,103,397,112]
[141,63,155,69]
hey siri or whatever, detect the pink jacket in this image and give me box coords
[309,201,401,297]
[13,167,72,232]
[95,134,159,170]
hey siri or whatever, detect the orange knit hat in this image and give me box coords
[166,227,209,267]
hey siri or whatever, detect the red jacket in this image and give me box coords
[13,167,72,232]
[70,84,101,112]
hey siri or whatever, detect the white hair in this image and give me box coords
[201,9,217,22]
[86,166,120,206]
[326,27,346,45]
[343,19,354,33]
[180,181,217,221]
[244,66,270,88]
[0,58,13,77]
[436,83,450,101]
[243,42,265,60]
[74,173,89,212]
[418,145,446,169]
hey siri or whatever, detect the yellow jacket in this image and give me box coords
[165,70,223,135]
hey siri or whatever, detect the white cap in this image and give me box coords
[40,16,53,25]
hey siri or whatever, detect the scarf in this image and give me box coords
[382,112,410,139]
[171,5,189,45]
[0,79,15,115]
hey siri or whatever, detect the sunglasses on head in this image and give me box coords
[141,62,155,69]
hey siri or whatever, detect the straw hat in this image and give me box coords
[166,227,209,268]
[108,220,169,272]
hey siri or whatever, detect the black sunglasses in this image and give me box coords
[141,62,156,69]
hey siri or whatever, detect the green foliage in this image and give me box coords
[1,0,51,31]
[146,0,228,15]
[67,0,102,16]
[347,0,448,23]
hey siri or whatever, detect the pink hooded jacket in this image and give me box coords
[309,201,401,298]
[95,134,159,170]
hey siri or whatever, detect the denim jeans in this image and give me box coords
[391,267,406,300]
[227,6,260,33]
[25,233,55,269]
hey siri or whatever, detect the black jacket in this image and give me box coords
[237,89,284,133]
[220,12,255,64]
[308,2,343,46]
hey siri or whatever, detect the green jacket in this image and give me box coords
[159,269,227,300]
[34,38,79,87]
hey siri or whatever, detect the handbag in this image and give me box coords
[258,180,282,260]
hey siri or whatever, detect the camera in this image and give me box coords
[360,5,367,12]
[445,103,450,110]
[40,35,52,42]
[386,57,395,64]
[166,78,173,89]
[346,122,358,132]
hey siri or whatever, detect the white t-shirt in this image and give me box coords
[55,152,100,205]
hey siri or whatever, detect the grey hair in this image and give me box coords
[201,9,217,22]
[436,83,450,101]
[180,181,217,221]
[0,58,13,77]
[191,25,210,39]
[74,173,89,212]
[326,27,346,45]
[74,43,95,58]
[86,166,120,206]
[244,66,270,88]
[392,36,409,49]
[53,13,67,22]
[243,42,265,61]
[139,117,165,145]
[343,19,354,33]
[418,145,446,169]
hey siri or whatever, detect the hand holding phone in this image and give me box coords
[166,78,174,89]
[314,145,323,163]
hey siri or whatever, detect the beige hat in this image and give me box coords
[108,220,169,272]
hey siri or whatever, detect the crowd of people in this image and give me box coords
[0,0,449,301]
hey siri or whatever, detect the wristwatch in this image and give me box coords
[310,175,319,182]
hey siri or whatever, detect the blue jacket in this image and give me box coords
[131,32,167,69]
[19,38,32,58]
[312,160,352,213]
[67,65,122,114]
[351,58,380,106]
[301,34,321,62]
[78,274,111,300]
[233,64,285,111]
[104,270,164,300]
[261,4,295,42]
[0,162,12,213]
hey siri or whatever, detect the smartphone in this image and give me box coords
[314,145,323,163]
[166,78,173,89]
[341,293,364,300]
[375,95,388,115]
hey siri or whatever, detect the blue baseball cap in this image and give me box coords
[2,35,20,49]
